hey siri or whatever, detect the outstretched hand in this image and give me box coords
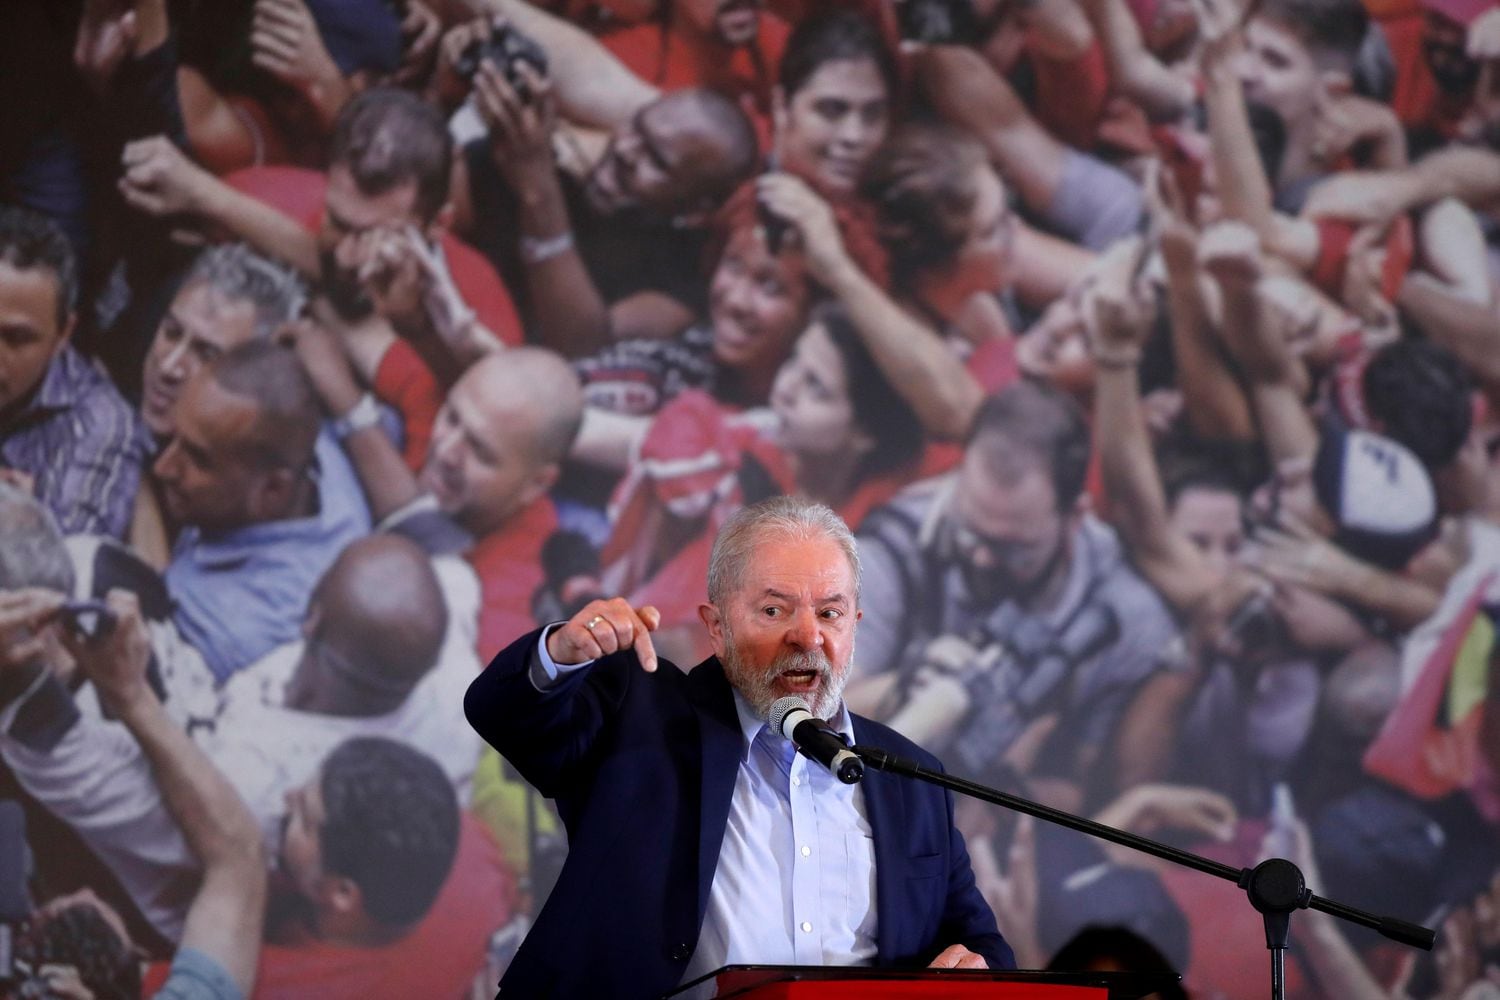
[547,598,662,672]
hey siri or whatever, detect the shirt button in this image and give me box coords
[800,921,813,933]
[800,845,811,858]
[792,776,801,787]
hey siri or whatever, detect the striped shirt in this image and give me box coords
[0,344,149,539]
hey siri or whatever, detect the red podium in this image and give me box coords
[666,966,1179,999]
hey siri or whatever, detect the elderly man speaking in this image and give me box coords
[465,495,1013,999]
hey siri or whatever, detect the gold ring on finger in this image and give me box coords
[585,615,604,631]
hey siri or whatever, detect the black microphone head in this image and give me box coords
[768,696,811,739]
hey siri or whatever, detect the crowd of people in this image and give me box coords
[0,0,1498,995]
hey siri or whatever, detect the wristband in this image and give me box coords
[520,230,575,264]
[330,392,381,441]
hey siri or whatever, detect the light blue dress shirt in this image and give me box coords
[533,630,879,992]
[166,430,371,683]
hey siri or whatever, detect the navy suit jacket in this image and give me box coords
[465,627,1014,999]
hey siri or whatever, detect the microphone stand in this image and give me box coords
[849,744,1435,1000]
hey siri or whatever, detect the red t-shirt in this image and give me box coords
[250,814,516,1000]
[373,337,444,473]
[1026,43,1113,152]
[223,166,526,350]
[1381,14,1473,138]
[471,496,558,664]
[603,13,791,121]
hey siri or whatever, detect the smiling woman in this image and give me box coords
[773,11,897,198]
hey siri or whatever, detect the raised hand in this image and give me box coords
[73,0,137,96]
[973,813,1041,968]
[251,0,347,118]
[475,58,557,186]
[1097,782,1238,841]
[391,0,442,87]
[277,316,362,415]
[434,18,491,107]
[754,172,851,286]
[1083,234,1154,357]
[58,590,153,716]
[546,598,662,672]
[336,225,426,329]
[0,589,65,676]
[1310,90,1404,168]
[1191,0,1247,59]
[1197,219,1263,291]
[118,136,215,219]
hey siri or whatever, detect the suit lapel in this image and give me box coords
[858,728,909,961]
[688,658,743,924]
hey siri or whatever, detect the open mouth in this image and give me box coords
[778,667,822,693]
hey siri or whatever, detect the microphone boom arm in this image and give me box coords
[849,743,1434,1000]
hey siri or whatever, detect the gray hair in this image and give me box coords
[706,496,860,606]
[183,244,305,339]
[0,483,74,593]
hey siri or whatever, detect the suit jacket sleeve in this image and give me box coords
[464,625,638,799]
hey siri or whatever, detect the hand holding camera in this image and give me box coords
[463,21,557,186]
[58,590,155,719]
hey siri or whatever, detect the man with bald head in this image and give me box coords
[418,348,586,657]
[158,340,368,682]
[215,531,481,802]
[277,534,450,718]
[292,319,585,660]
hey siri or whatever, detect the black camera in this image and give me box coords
[896,0,980,44]
[455,22,550,98]
[57,600,115,643]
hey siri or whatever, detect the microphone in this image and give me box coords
[768,697,864,784]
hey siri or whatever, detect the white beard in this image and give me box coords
[720,623,853,722]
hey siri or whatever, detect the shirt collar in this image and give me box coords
[728,684,856,763]
[3,343,87,427]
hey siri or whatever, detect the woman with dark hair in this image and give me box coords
[773,9,899,197]
[769,301,926,523]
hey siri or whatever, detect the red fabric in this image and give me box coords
[1308,216,1415,304]
[713,977,1104,999]
[966,335,1022,395]
[1381,14,1473,137]
[471,496,557,663]
[251,814,515,1000]
[837,469,917,530]
[602,391,794,629]
[223,166,526,349]
[1026,43,1112,152]
[603,13,791,118]
[221,96,295,170]
[1363,570,1497,798]
[911,258,1013,335]
[372,338,444,472]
